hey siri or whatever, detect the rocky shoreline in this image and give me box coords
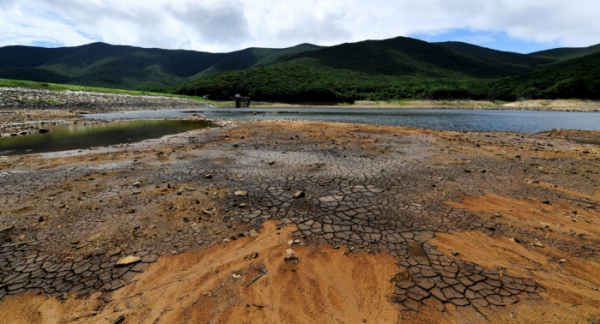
[0,87,213,111]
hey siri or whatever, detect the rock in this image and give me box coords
[558,259,567,263]
[38,129,50,134]
[235,191,248,197]
[204,174,212,179]
[285,248,295,256]
[293,191,305,198]
[115,256,141,267]
[268,161,275,165]
[533,242,544,248]
[18,131,28,135]
[0,225,14,233]
[451,251,459,256]
[541,200,551,205]
[249,230,258,238]
[110,314,125,324]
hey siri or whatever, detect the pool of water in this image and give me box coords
[0,120,212,156]
[86,108,600,134]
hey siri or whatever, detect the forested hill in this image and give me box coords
[173,37,600,102]
[0,42,321,90]
[1,37,599,102]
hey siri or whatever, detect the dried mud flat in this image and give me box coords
[0,118,599,323]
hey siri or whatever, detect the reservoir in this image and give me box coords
[87,108,600,134]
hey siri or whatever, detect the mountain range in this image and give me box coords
[0,37,598,102]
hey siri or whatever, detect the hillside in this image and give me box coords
[174,38,600,102]
[174,37,549,102]
[288,37,531,78]
[491,51,600,100]
[435,41,555,68]
[0,43,320,90]
[529,43,600,60]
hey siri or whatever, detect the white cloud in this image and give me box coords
[0,0,599,52]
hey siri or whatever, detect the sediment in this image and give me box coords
[0,118,599,323]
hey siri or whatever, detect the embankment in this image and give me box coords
[0,87,213,111]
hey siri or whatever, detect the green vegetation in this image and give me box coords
[1,37,599,104]
[435,41,555,68]
[0,78,209,103]
[0,42,320,90]
[529,43,600,60]
[173,38,600,103]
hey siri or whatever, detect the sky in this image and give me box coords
[0,0,599,54]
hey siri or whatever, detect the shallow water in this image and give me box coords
[0,120,212,156]
[86,108,600,133]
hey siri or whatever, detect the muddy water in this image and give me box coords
[86,108,600,133]
[0,120,212,156]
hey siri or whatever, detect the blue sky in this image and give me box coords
[411,29,563,54]
[1,0,598,54]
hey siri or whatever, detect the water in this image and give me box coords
[87,108,600,134]
[0,120,212,156]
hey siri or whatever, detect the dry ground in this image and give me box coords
[0,118,599,323]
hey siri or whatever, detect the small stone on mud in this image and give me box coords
[293,191,305,198]
[533,242,544,248]
[286,248,295,256]
[115,256,141,266]
[235,191,248,197]
[204,174,212,179]
[451,251,459,256]
[249,230,258,238]
[107,248,122,257]
[559,259,567,263]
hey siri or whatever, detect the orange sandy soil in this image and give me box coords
[438,192,600,323]
[0,221,406,324]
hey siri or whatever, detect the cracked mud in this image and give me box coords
[0,119,599,322]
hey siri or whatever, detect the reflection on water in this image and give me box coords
[0,120,212,156]
[87,108,600,134]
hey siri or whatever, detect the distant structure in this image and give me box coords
[232,93,251,108]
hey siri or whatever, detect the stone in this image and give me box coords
[234,191,248,197]
[293,191,306,198]
[38,129,50,134]
[0,225,14,233]
[107,248,122,257]
[286,249,295,256]
[115,256,141,267]
[249,230,258,238]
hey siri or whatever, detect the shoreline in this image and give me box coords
[214,98,600,112]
